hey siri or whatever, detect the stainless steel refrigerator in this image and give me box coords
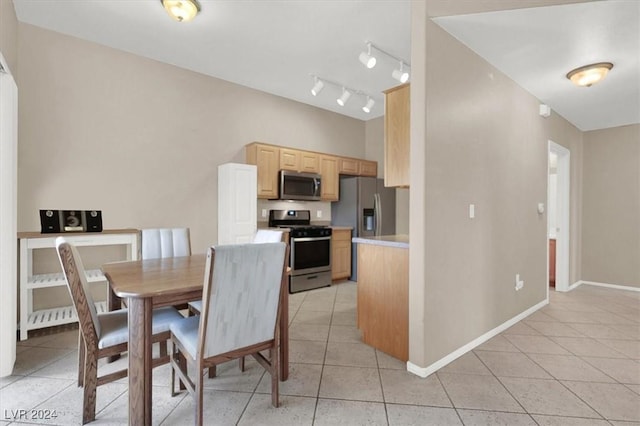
[331,176,396,281]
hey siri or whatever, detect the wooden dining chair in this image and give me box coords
[141,228,191,259]
[142,228,191,311]
[56,237,184,424]
[187,229,285,316]
[169,242,288,426]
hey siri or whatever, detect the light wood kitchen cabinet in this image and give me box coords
[339,158,359,175]
[246,143,280,199]
[279,148,320,173]
[320,155,339,201]
[331,228,352,281]
[384,83,410,187]
[359,160,378,177]
[339,158,378,177]
[356,241,409,361]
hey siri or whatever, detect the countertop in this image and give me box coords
[352,235,409,249]
[331,226,353,231]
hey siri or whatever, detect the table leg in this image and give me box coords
[280,289,289,381]
[127,297,153,426]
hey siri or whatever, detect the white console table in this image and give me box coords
[18,229,139,340]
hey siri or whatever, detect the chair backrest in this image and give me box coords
[55,237,101,345]
[198,242,287,359]
[141,228,191,259]
[252,229,284,244]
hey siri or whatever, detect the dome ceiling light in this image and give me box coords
[161,0,201,22]
[566,62,613,87]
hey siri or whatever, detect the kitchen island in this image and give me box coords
[352,235,409,361]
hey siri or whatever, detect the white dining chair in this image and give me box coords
[141,228,191,259]
[169,242,288,425]
[187,229,284,315]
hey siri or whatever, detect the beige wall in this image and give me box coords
[410,0,587,369]
[16,23,367,309]
[16,23,366,253]
[0,0,18,73]
[582,124,640,287]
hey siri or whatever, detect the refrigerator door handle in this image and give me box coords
[374,193,382,236]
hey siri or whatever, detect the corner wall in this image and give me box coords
[410,0,586,370]
[582,124,640,288]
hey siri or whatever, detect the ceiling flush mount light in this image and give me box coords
[392,62,409,83]
[362,96,375,113]
[359,42,377,69]
[311,76,324,96]
[566,62,613,87]
[337,88,352,106]
[161,0,201,22]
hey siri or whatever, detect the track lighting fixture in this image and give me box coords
[311,77,324,96]
[337,88,352,106]
[392,62,409,83]
[359,42,377,69]
[362,97,375,114]
[360,42,410,83]
[309,75,376,113]
[161,0,201,22]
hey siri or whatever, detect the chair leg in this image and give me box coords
[208,365,216,378]
[77,333,85,387]
[170,345,177,397]
[195,367,204,426]
[271,348,279,408]
[82,354,98,424]
[239,356,245,372]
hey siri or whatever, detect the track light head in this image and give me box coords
[311,77,324,96]
[359,43,377,69]
[337,88,352,106]
[362,97,375,113]
[392,62,409,83]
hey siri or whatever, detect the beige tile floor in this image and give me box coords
[1,283,638,425]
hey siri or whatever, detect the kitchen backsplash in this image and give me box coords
[257,200,331,223]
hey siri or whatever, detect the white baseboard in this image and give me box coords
[578,280,640,292]
[406,298,549,378]
[567,281,582,291]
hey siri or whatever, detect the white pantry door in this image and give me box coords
[0,52,18,377]
[217,163,257,244]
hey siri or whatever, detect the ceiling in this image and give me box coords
[434,0,640,131]
[12,0,640,130]
[12,0,411,121]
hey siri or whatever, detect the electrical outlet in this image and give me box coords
[469,204,475,219]
[515,273,524,291]
[261,209,267,218]
[316,210,322,218]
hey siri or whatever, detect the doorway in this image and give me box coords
[548,141,570,293]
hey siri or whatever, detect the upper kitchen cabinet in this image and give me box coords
[245,142,279,199]
[280,148,320,173]
[339,158,378,177]
[359,160,378,177]
[320,155,339,201]
[384,83,410,188]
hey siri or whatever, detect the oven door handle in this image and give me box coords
[291,236,332,242]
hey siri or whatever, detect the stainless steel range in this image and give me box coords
[269,210,332,293]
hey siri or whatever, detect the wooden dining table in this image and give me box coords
[102,254,289,426]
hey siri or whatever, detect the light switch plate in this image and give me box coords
[261,209,267,218]
[317,210,322,218]
[469,204,475,219]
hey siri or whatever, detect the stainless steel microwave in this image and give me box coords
[279,170,322,201]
